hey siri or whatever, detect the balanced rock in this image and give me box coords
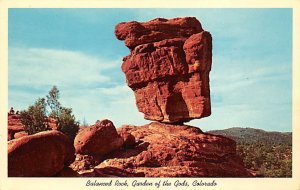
[8,130,75,177]
[115,17,212,123]
[96,122,252,177]
[74,119,124,156]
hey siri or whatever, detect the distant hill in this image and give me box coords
[207,127,292,177]
[207,127,292,145]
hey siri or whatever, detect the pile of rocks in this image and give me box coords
[8,118,251,177]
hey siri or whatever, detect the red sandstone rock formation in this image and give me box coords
[74,119,124,156]
[66,122,252,177]
[8,130,75,177]
[101,122,251,177]
[8,114,24,141]
[115,17,212,123]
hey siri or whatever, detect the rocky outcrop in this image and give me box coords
[67,122,252,177]
[8,114,24,141]
[74,119,124,156]
[115,17,212,123]
[8,130,75,177]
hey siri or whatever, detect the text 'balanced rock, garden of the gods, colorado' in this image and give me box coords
[115,17,212,123]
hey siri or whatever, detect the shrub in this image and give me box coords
[20,98,49,135]
[20,86,79,141]
[57,107,79,140]
[46,86,79,140]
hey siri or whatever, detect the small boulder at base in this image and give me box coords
[74,119,124,156]
[8,130,75,177]
[118,130,136,148]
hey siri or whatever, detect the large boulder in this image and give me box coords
[95,122,252,177]
[8,130,75,177]
[115,17,212,123]
[74,119,124,156]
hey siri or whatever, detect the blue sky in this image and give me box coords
[8,8,292,132]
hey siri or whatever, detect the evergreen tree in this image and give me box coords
[20,86,79,141]
[57,107,79,140]
[46,86,79,141]
[20,98,49,135]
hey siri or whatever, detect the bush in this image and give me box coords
[20,98,49,135]
[57,107,79,140]
[20,86,79,141]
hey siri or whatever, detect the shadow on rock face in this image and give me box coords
[106,141,150,159]
[166,93,189,122]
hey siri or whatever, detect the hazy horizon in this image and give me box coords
[8,8,292,132]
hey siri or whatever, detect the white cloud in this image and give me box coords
[59,84,146,127]
[9,47,119,88]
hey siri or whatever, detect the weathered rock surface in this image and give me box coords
[115,17,212,123]
[67,122,252,177]
[8,130,75,177]
[67,154,144,177]
[115,17,203,50]
[101,122,251,177]
[69,154,103,174]
[74,119,124,156]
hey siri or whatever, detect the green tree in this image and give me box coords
[20,86,79,141]
[57,107,79,140]
[46,86,79,141]
[46,86,61,122]
[20,98,49,135]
